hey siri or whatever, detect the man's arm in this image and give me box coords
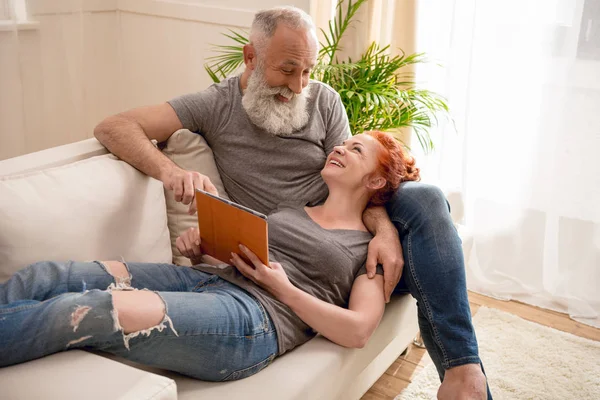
[363,206,404,303]
[94,103,217,212]
[94,103,182,181]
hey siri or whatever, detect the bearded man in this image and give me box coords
[94,6,491,400]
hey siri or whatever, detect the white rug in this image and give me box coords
[396,307,600,400]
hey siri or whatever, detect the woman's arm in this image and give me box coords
[281,274,386,348]
[231,245,386,348]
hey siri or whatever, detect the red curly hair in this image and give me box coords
[365,131,421,206]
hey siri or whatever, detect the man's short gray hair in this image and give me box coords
[250,6,316,54]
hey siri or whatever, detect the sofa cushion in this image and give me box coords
[0,154,172,282]
[0,350,177,400]
[161,129,229,266]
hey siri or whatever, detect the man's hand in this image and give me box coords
[175,227,204,264]
[366,227,404,303]
[230,245,294,301]
[161,166,218,215]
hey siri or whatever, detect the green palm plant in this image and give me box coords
[204,0,449,153]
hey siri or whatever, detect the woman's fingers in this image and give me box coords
[176,236,192,258]
[176,227,202,258]
[238,244,266,269]
[186,227,201,246]
[175,236,187,257]
[231,253,256,280]
[183,228,202,257]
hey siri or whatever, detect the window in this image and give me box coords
[0,0,28,21]
[0,1,8,20]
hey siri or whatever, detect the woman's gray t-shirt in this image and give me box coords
[194,202,379,355]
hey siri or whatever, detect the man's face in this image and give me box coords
[260,25,317,96]
[241,25,318,136]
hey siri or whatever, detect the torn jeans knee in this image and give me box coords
[107,285,179,350]
[95,259,132,287]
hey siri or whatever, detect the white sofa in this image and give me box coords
[0,132,453,399]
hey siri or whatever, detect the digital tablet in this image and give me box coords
[195,189,269,266]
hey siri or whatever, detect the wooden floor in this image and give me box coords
[361,291,600,400]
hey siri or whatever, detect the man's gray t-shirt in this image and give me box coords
[168,75,351,215]
[194,202,380,355]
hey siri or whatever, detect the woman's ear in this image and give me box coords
[243,44,257,70]
[367,176,386,191]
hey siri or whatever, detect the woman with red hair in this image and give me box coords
[1,131,420,381]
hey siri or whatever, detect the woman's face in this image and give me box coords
[321,133,384,191]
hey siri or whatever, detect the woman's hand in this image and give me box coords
[175,227,203,263]
[230,245,294,301]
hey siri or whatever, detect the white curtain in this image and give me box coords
[415,0,600,327]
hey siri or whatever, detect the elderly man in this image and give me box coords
[94,6,490,400]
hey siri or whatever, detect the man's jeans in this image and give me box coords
[0,261,278,381]
[387,182,492,398]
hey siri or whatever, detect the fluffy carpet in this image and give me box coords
[395,307,600,399]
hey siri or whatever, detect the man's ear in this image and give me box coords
[243,44,257,70]
[367,176,386,191]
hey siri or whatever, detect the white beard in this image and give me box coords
[241,67,311,136]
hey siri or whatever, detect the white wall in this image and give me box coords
[0,0,310,161]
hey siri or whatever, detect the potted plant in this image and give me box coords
[204,0,449,153]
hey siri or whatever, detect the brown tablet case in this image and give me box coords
[195,189,269,266]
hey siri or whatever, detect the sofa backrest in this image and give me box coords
[0,139,172,282]
[161,129,229,266]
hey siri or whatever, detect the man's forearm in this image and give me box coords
[362,206,396,235]
[94,115,176,181]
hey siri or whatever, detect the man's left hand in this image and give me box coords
[366,228,404,303]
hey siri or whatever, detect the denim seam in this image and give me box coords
[248,293,271,333]
[447,355,481,365]
[391,216,451,370]
[0,302,45,313]
[193,275,221,291]
[131,329,276,339]
[221,353,276,382]
[0,292,81,314]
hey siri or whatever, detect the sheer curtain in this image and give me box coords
[416,0,600,327]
